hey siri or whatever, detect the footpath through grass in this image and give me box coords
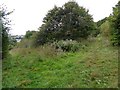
[2,36,118,88]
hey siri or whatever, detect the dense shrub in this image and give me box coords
[51,40,80,52]
[109,1,120,46]
[91,24,100,37]
[0,6,13,59]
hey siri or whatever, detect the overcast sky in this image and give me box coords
[0,0,118,35]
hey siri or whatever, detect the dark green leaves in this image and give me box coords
[109,1,120,46]
[35,1,95,45]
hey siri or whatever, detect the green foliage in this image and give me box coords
[51,40,80,52]
[90,23,100,37]
[109,1,120,46]
[95,17,108,37]
[1,27,9,59]
[100,21,111,38]
[16,38,33,48]
[16,31,37,48]
[8,34,17,50]
[0,6,13,59]
[35,1,95,45]
[96,17,107,27]
[24,30,36,39]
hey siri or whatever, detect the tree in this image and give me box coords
[35,1,95,45]
[0,5,12,59]
[110,1,120,46]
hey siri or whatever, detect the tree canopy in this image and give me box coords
[35,1,95,45]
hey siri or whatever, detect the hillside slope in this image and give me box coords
[2,33,118,88]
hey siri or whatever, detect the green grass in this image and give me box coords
[2,35,118,88]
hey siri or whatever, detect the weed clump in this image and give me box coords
[51,40,80,52]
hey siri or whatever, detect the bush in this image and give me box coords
[51,39,80,52]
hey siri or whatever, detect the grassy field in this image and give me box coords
[2,34,118,88]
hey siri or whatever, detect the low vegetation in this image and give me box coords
[51,40,80,52]
[2,34,118,88]
[1,0,119,88]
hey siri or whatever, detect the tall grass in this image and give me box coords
[100,21,111,38]
[2,31,118,88]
